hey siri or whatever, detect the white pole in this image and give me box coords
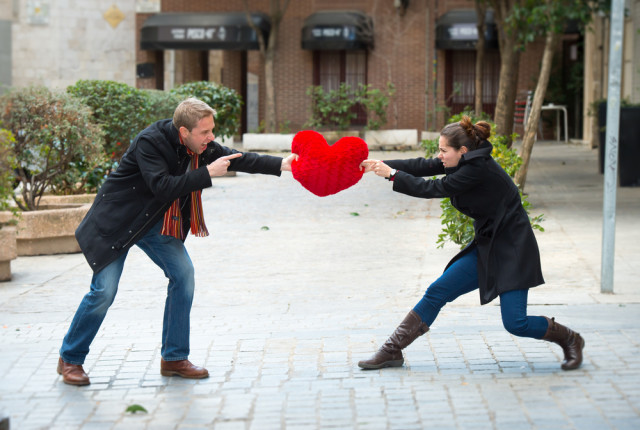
[601,0,625,294]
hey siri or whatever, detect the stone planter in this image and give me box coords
[421,131,440,141]
[38,194,96,206]
[242,130,424,152]
[1,194,95,256]
[0,225,17,281]
[364,129,420,150]
[242,133,295,151]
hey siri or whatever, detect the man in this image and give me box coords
[58,97,296,385]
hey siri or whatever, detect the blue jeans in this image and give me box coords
[60,220,195,365]
[413,247,548,339]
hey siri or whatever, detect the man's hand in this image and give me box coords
[207,153,243,177]
[281,153,299,172]
[359,159,378,173]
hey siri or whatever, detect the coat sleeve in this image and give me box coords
[201,141,283,176]
[136,137,212,204]
[385,157,445,177]
[392,162,481,199]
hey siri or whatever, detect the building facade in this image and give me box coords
[135,0,546,134]
[3,0,638,140]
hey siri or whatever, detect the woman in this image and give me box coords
[358,116,585,371]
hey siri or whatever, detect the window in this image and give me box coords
[445,50,500,117]
[314,51,367,125]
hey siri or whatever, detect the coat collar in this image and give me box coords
[444,140,493,174]
[462,140,493,161]
[160,119,189,158]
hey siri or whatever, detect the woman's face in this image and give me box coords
[437,136,467,168]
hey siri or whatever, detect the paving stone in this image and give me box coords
[1,144,639,429]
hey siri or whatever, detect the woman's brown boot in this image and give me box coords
[542,316,585,370]
[358,310,429,370]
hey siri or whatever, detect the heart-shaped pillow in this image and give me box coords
[291,130,369,197]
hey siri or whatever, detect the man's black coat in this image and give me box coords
[76,119,283,273]
[386,141,544,304]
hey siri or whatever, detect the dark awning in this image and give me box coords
[301,11,373,51]
[140,12,271,51]
[436,10,498,50]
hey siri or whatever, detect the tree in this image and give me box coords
[474,1,488,115]
[513,0,598,189]
[242,0,291,133]
[487,0,523,146]
[0,86,105,210]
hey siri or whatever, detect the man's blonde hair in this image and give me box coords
[172,97,217,131]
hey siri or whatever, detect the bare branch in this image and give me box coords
[242,0,266,55]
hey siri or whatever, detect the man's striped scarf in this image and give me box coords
[161,137,209,240]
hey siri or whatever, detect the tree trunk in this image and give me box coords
[474,1,487,115]
[243,0,290,133]
[514,29,560,189]
[494,47,520,145]
[264,49,276,133]
[489,0,521,146]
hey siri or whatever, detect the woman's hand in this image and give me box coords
[281,153,299,171]
[361,159,392,178]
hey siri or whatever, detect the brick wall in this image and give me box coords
[222,51,243,96]
[368,0,429,130]
[138,0,553,133]
[136,13,157,90]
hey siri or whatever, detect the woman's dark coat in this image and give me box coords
[76,119,283,274]
[386,141,544,304]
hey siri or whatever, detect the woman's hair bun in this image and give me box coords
[442,115,492,150]
[458,115,491,146]
[474,120,491,141]
[459,116,474,137]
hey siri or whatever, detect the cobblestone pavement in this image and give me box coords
[1,142,639,429]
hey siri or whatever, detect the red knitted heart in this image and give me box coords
[291,130,369,197]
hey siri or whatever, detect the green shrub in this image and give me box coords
[358,82,395,130]
[305,82,394,131]
[169,81,242,139]
[143,89,182,124]
[0,127,18,216]
[67,80,151,164]
[0,86,106,210]
[447,109,492,125]
[305,83,356,131]
[425,114,544,249]
[421,137,439,157]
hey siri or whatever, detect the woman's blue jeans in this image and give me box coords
[60,220,195,365]
[413,247,548,339]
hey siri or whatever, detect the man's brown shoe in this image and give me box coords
[160,359,209,379]
[57,357,90,386]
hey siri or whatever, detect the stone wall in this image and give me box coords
[11,0,136,89]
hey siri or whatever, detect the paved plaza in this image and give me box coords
[1,141,639,429]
